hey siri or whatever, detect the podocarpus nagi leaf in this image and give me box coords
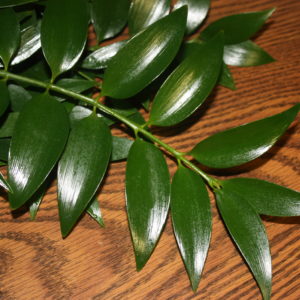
[215,189,272,300]
[171,165,211,291]
[0,0,38,7]
[218,63,236,90]
[0,138,10,162]
[224,40,275,67]
[41,0,89,80]
[128,0,171,35]
[8,94,69,209]
[0,8,20,68]
[56,78,95,94]
[58,115,112,237]
[126,138,170,270]
[111,136,133,161]
[190,104,300,168]
[0,112,19,138]
[149,32,223,126]
[102,6,187,99]
[222,178,300,217]
[90,0,130,43]
[201,8,275,45]
[0,172,11,191]
[174,0,210,34]
[8,84,32,112]
[0,81,10,118]
[86,197,105,227]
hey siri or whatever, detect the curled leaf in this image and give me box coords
[218,63,236,90]
[0,172,11,192]
[86,197,105,227]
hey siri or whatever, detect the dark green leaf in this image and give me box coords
[215,188,272,300]
[0,0,38,8]
[0,138,10,161]
[219,63,236,90]
[90,0,130,42]
[41,0,89,80]
[222,178,300,217]
[0,112,19,138]
[0,81,10,117]
[8,84,32,111]
[0,172,11,191]
[56,78,95,94]
[201,8,275,45]
[149,32,223,126]
[190,104,300,168]
[126,139,170,270]
[127,111,146,125]
[0,8,20,68]
[102,6,187,99]
[8,94,69,209]
[174,0,210,34]
[128,0,171,35]
[171,165,211,291]
[224,40,275,67]
[58,115,112,237]
[111,136,133,161]
[86,197,105,227]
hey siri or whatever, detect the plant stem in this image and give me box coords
[0,70,221,189]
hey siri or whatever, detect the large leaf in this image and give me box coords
[171,165,211,291]
[149,32,223,126]
[128,0,171,35]
[58,115,112,237]
[218,63,236,90]
[8,84,32,112]
[102,6,187,99]
[111,136,133,161]
[0,8,20,68]
[90,0,130,42]
[215,188,272,300]
[0,172,11,191]
[56,78,95,94]
[0,112,19,138]
[0,0,38,7]
[0,81,10,118]
[174,0,210,34]
[201,8,275,45]
[8,94,69,209]
[222,178,300,217]
[224,40,275,67]
[126,139,170,270]
[190,104,300,168]
[86,197,105,227]
[41,0,89,80]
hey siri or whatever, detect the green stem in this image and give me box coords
[0,70,221,189]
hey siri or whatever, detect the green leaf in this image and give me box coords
[224,40,275,67]
[58,115,112,237]
[41,0,89,80]
[0,8,20,68]
[111,136,133,161]
[201,8,275,45]
[190,104,300,168]
[218,63,236,90]
[0,81,10,118]
[128,0,171,35]
[215,188,272,300]
[8,84,32,112]
[86,197,105,227]
[126,139,170,270]
[102,6,187,99]
[171,165,211,291]
[149,32,223,126]
[0,112,19,138]
[0,0,38,8]
[56,78,95,94]
[222,178,300,217]
[0,172,11,192]
[0,138,10,161]
[8,94,69,209]
[90,0,130,43]
[174,0,210,34]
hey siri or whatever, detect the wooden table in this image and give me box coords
[1,0,299,299]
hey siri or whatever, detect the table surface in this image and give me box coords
[1,0,300,299]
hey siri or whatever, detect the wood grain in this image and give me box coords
[1,0,300,299]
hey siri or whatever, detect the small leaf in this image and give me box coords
[0,138,10,162]
[128,0,171,35]
[201,8,275,45]
[41,0,89,80]
[0,172,11,192]
[8,94,69,209]
[219,63,236,90]
[0,112,19,138]
[86,197,105,227]
[58,115,112,237]
[126,139,170,270]
[111,136,133,161]
[149,32,223,126]
[8,84,32,112]
[0,0,38,8]
[171,165,211,291]
[190,104,300,168]
[174,0,210,34]
[224,40,275,67]
[215,188,272,300]
[56,78,95,94]
[102,6,187,99]
[0,8,20,68]
[222,178,300,217]
[0,81,10,118]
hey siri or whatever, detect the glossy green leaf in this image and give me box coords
[219,63,236,90]
[126,139,170,270]
[149,32,223,126]
[90,0,130,42]
[8,94,69,209]
[128,0,171,35]
[222,178,300,217]
[58,115,112,237]
[0,138,10,162]
[224,40,275,67]
[41,0,89,79]
[102,6,187,99]
[8,84,32,112]
[190,104,300,168]
[174,0,210,34]
[56,78,95,94]
[0,172,11,191]
[0,112,19,138]
[0,8,20,68]
[0,0,38,7]
[215,188,272,300]
[171,165,211,291]
[86,197,105,227]
[0,81,10,117]
[201,8,275,45]
[111,136,133,161]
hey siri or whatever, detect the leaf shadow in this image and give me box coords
[262,215,300,225]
